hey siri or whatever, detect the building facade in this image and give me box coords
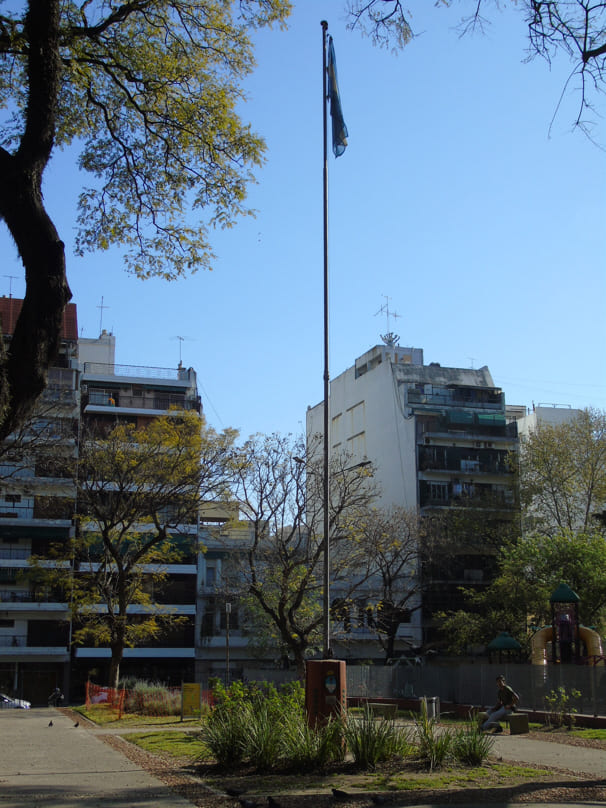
[0,298,79,704]
[0,301,209,703]
[306,340,519,652]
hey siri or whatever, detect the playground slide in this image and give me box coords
[579,625,603,657]
[530,625,603,664]
[530,626,553,665]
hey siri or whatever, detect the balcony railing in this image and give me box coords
[0,634,27,647]
[407,390,503,409]
[86,390,199,412]
[0,548,30,560]
[0,590,65,603]
[84,362,193,381]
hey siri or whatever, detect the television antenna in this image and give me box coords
[3,275,18,298]
[97,296,109,333]
[375,295,401,348]
[171,335,195,365]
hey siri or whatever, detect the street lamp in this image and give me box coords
[225,602,231,687]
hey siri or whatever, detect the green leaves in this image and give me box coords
[0,1,291,279]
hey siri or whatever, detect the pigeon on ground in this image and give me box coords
[48,720,53,727]
[74,721,79,728]
[332,788,350,802]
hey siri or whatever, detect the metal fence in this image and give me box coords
[346,663,606,717]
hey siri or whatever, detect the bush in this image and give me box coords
[544,686,581,728]
[452,717,494,765]
[240,698,287,771]
[203,679,345,772]
[412,700,453,770]
[122,680,181,716]
[200,701,247,767]
[343,705,412,769]
[281,713,345,771]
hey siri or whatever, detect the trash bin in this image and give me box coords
[420,696,440,719]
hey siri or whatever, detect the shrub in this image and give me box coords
[281,713,345,771]
[122,680,181,716]
[412,700,453,770]
[343,705,412,769]
[544,686,581,728]
[452,717,494,765]
[200,700,247,767]
[240,698,286,771]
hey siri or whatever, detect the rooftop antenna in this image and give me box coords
[3,275,18,298]
[97,296,109,334]
[468,356,476,369]
[375,295,401,348]
[171,335,195,366]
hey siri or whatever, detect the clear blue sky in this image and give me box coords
[1,1,605,440]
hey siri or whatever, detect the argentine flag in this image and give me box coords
[327,36,348,157]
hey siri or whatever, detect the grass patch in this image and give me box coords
[125,730,210,760]
[75,703,199,727]
[570,728,606,740]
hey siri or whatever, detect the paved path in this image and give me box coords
[491,731,606,777]
[0,707,604,808]
[0,707,193,808]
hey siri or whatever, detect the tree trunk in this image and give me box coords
[108,646,122,691]
[0,1,71,439]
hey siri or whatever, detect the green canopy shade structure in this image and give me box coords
[550,583,581,603]
[487,631,523,663]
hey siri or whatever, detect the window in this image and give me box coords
[0,619,14,628]
[5,494,21,504]
[430,482,448,502]
[205,566,216,588]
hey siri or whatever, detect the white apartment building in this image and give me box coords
[307,340,519,651]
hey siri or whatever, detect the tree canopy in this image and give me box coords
[439,528,606,653]
[519,408,606,535]
[0,0,290,439]
[61,411,235,687]
[224,433,378,674]
[1,1,603,440]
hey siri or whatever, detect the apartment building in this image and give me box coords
[73,331,203,693]
[307,339,519,651]
[0,302,208,703]
[0,298,79,703]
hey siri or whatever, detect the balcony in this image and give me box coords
[0,589,68,604]
[84,363,193,381]
[407,389,504,410]
[84,389,200,413]
[0,548,30,561]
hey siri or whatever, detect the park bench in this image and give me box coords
[367,702,398,720]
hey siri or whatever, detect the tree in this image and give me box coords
[0,1,290,439]
[519,408,606,536]
[346,1,606,131]
[64,411,234,687]
[224,433,378,675]
[354,506,422,662]
[439,528,606,652]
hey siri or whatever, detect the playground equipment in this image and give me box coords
[530,582,604,665]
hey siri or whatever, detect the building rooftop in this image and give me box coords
[0,297,78,341]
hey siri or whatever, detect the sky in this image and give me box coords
[1,1,605,441]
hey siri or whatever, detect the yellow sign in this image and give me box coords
[181,683,201,718]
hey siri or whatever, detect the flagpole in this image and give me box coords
[321,19,331,660]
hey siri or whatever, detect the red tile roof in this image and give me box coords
[0,297,78,341]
